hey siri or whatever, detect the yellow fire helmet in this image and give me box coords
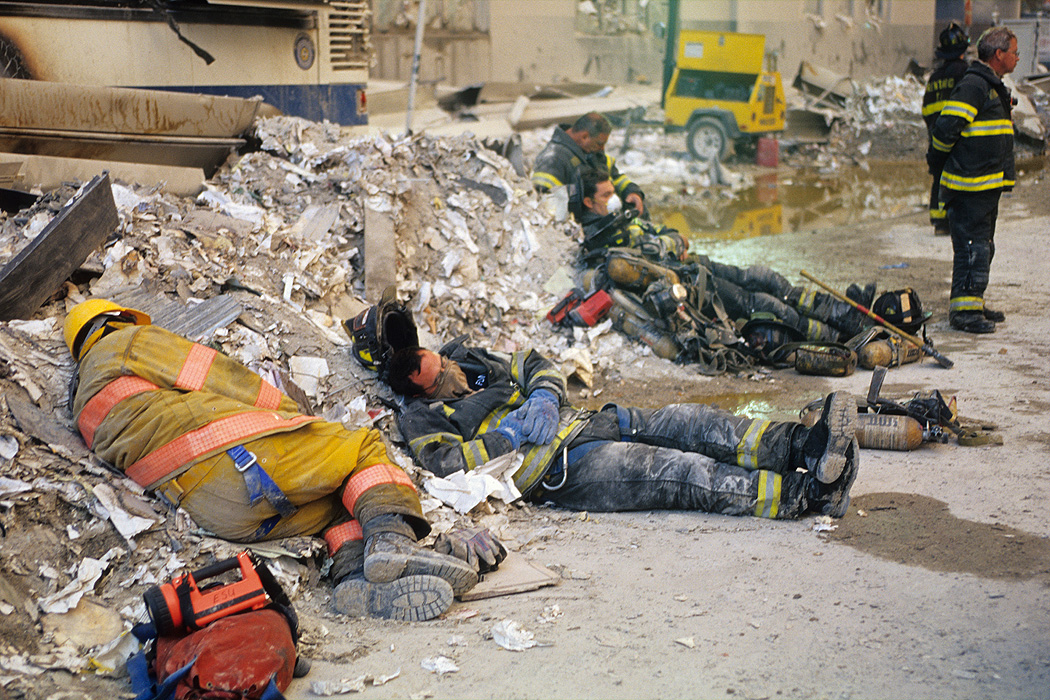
[64,299,151,361]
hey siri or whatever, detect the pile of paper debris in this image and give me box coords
[0,116,609,696]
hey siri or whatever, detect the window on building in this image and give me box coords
[867,0,890,19]
[575,0,667,36]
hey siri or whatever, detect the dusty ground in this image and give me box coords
[279,161,1050,698]
[6,135,1047,698]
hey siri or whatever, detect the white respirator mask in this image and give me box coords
[606,194,622,214]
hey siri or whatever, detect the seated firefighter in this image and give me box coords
[576,166,877,350]
[381,333,860,522]
[64,299,488,622]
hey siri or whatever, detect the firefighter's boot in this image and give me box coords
[792,392,856,484]
[805,437,860,517]
[333,574,454,621]
[329,538,454,621]
[364,531,478,596]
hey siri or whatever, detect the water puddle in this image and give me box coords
[825,492,1050,583]
[650,162,931,242]
[680,390,791,421]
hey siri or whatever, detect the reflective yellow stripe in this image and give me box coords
[941,100,977,120]
[950,296,983,312]
[922,101,946,117]
[515,419,584,493]
[930,206,947,220]
[736,420,771,470]
[798,289,816,312]
[931,135,954,152]
[409,431,491,471]
[754,471,782,518]
[531,172,562,190]
[941,170,1006,191]
[961,119,1013,137]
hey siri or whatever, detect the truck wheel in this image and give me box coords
[686,118,728,163]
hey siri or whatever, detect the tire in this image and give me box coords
[686,117,729,163]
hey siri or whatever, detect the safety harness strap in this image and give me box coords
[227,445,297,518]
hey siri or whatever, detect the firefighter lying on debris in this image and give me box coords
[576,166,880,364]
[381,336,859,521]
[64,299,503,622]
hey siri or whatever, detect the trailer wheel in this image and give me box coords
[686,117,729,163]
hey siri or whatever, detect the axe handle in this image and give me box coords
[800,270,954,369]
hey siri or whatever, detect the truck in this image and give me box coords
[663,30,785,162]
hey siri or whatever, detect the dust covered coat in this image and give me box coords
[72,325,426,542]
[531,125,645,219]
[396,339,586,497]
[396,342,811,519]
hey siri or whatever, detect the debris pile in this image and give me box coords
[0,117,597,696]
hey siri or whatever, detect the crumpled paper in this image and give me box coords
[423,452,523,513]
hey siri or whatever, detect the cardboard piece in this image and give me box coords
[458,551,560,602]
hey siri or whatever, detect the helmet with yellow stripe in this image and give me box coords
[64,299,151,361]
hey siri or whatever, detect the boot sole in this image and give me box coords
[821,438,860,518]
[364,551,478,596]
[812,392,855,484]
[333,575,453,621]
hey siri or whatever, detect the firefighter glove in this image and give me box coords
[517,389,560,445]
[495,413,525,450]
[435,527,507,574]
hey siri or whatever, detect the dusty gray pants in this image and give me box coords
[541,405,808,519]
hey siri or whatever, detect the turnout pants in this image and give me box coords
[945,189,1000,316]
[544,405,808,519]
[158,424,426,542]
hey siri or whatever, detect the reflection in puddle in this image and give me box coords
[650,162,931,242]
[826,492,1050,583]
[679,391,789,421]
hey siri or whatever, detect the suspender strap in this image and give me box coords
[226,445,298,518]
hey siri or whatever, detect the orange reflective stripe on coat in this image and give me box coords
[324,519,363,555]
[78,376,161,448]
[341,463,417,514]
[174,344,217,391]
[125,412,317,488]
[254,381,283,410]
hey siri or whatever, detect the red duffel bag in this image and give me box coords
[153,608,296,699]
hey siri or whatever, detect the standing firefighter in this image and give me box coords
[64,299,479,621]
[923,22,970,236]
[531,111,646,221]
[928,26,1017,334]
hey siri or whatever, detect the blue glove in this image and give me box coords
[495,412,524,450]
[517,389,560,445]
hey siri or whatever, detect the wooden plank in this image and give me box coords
[363,205,397,304]
[0,172,117,321]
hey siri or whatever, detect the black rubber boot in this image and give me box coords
[806,437,860,518]
[949,311,995,334]
[363,531,479,596]
[982,306,1005,322]
[333,574,454,621]
[329,539,365,583]
[798,392,856,484]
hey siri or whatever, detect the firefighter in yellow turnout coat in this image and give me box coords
[65,299,477,621]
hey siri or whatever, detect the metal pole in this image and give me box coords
[661,0,679,109]
[406,0,427,133]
